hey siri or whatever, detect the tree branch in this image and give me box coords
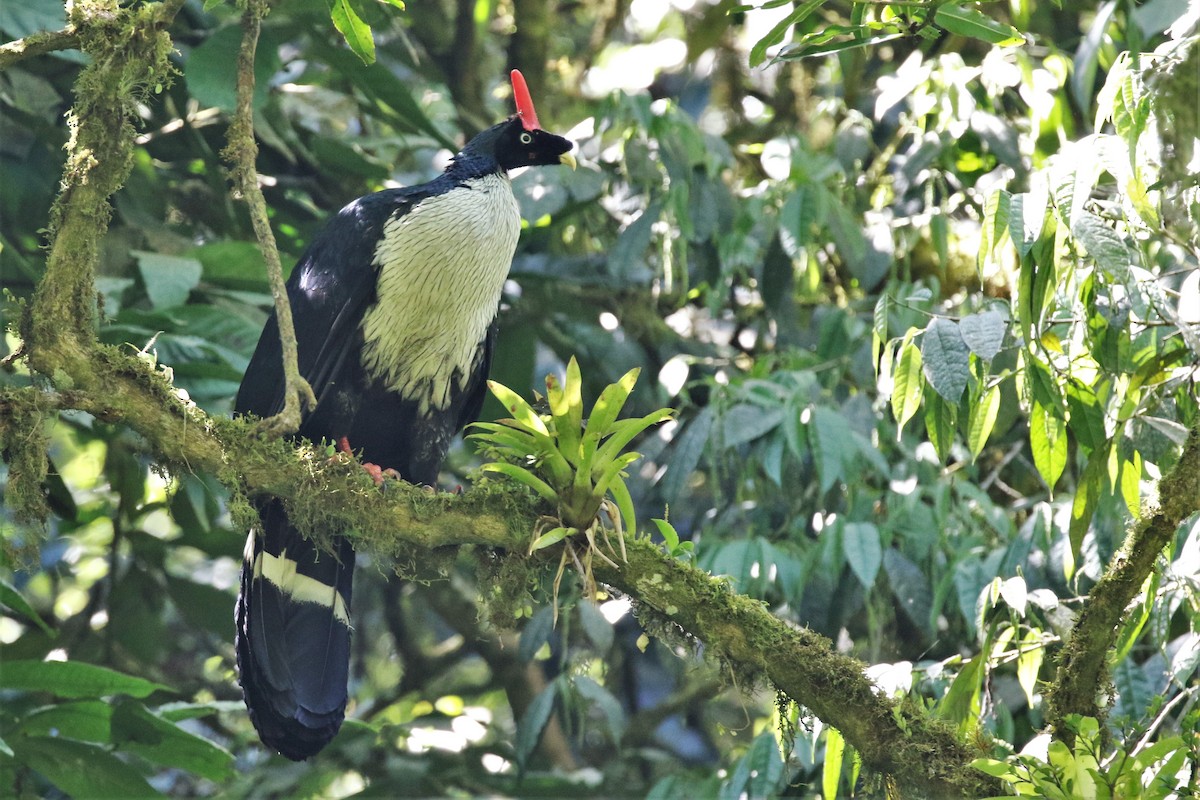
[222,0,317,436]
[0,28,80,70]
[1046,420,1200,738]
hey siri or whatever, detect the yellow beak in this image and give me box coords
[559,152,577,170]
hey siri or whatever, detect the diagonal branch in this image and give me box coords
[1046,420,1200,738]
[222,0,317,436]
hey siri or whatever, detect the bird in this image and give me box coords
[233,69,575,761]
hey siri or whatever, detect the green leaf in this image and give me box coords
[574,676,626,742]
[720,403,784,447]
[185,25,280,113]
[1030,400,1067,492]
[933,4,1024,45]
[110,698,234,781]
[0,660,170,699]
[967,382,1001,459]
[749,0,824,67]
[891,336,924,431]
[1069,456,1106,563]
[1017,628,1044,706]
[810,406,850,493]
[487,381,550,435]
[578,602,614,654]
[0,578,54,635]
[662,406,714,503]
[529,526,570,552]
[776,30,905,62]
[924,390,957,462]
[591,408,674,477]
[731,731,784,799]
[19,700,112,742]
[515,680,558,769]
[651,518,680,551]
[939,654,984,728]
[518,606,555,663]
[608,476,637,536]
[958,311,1007,361]
[609,200,661,279]
[133,251,203,310]
[978,190,1012,277]
[10,736,161,798]
[329,0,376,65]
[1065,381,1107,454]
[308,40,454,149]
[823,726,845,800]
[582,368,641,460]
[480,463,558,502]
[842,522,882,589]
[1072,212,1133,281]
[921,318,970,403]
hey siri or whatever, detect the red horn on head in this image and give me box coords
[510,69,540,132]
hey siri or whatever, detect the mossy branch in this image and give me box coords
[222,0,316,436]
[0,27,80,70]
[1046,420,1200,739]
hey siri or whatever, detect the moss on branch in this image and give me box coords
[1046,420,1200,738]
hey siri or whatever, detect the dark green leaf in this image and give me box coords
[810,406,850,493]
[842,522,882,589]
[111,698,234,781]
[958,311,1006,361]
[578,601,614,655]
[1072,212,1133,281]
[722,731,784,800]
[1069,456,1106,561]
[0,579,54,635]
[518,606,556,663]
[185,25,280,112]
[938,654,984,728]
[574,676,626,742]
[720,403,784,447]
[608,200,661,281]
[10,736,160,798]
[662,406,714,503]
[923,389,957,462]
[934,4,1024,45]
[921,318,970,403]
[0,660,170,699]
[515,681,558,769]
[133,251,203,310]
[18,700,112,742]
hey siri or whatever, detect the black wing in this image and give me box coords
[234,187,435,422]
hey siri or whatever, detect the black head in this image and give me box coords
[493,117,576,170]
[449,69,576,177]
[452,116,576,176]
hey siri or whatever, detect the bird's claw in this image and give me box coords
[335,437,399,487]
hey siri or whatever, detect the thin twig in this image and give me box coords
[222,0,316,436]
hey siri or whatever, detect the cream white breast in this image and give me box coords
[359,173,521,413]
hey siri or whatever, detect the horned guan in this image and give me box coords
[234,70,574,760]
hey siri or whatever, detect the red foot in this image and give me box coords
[336,437,399,486]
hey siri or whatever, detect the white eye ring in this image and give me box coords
[519,132,533,144]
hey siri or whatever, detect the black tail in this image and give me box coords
[235,498,355,760]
